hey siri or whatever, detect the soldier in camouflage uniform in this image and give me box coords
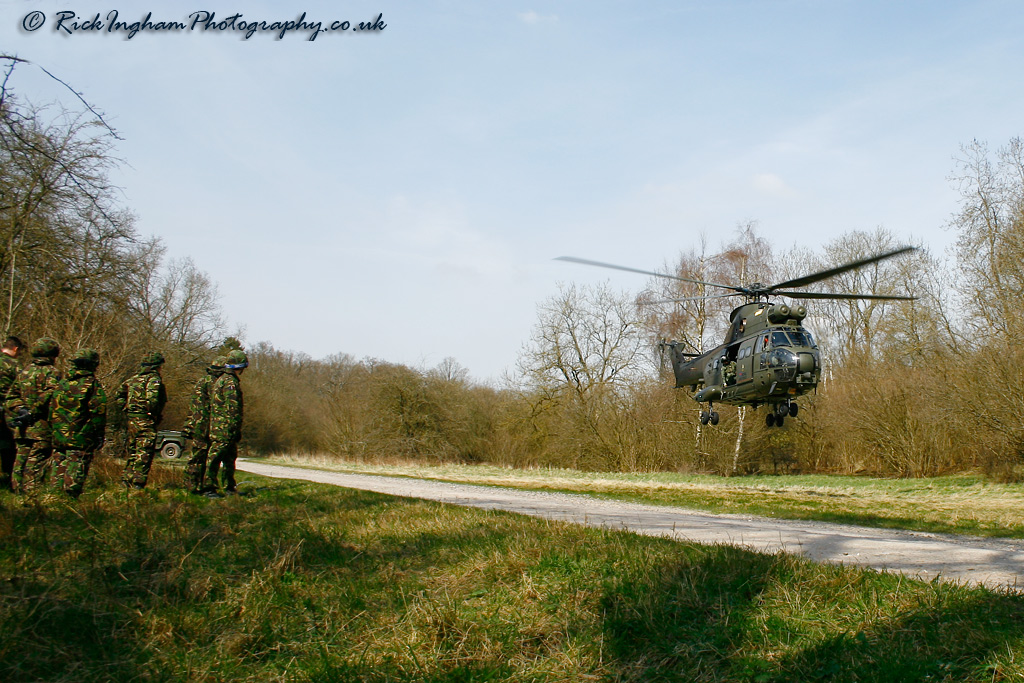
[0,336,24,491]
[116,351,167,489]
[206,349,246,496]
[183,356,224,494]
[51,349,107,498]
[5,338,61,494]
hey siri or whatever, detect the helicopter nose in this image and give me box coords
[798,353,815,373]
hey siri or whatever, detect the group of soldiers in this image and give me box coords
[182,350,247,497]
[0,335,248,499]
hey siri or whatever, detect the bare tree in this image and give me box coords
[800,227,924,367]
[520,282,647,396]
[126,252,225,351]
[950,138,1024,340]
[518,282,648,469]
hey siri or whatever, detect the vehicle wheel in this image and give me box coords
[789,403,799,418]
[710,411,720,426]
[776,415,785,427]
[160,442,181,459]
[776,402,790,417]
[766,413,775,428]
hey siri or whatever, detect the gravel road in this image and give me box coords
[237,460,1024,592]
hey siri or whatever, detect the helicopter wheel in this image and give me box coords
[776,415,785,427]
[700,410,710,425]
[710,411,720,426]
[766,413,775,428]
[775,402,790,418]
[789,403,799,418]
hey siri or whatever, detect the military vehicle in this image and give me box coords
[557,246,917,427]
[157,430,185,458]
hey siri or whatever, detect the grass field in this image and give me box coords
[4,456,1024,682]
[257,456,1024,539]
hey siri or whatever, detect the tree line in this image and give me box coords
[238,139,1024,480]
[6,56,1022,478]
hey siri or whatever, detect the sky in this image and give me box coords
[2,0,1022,383]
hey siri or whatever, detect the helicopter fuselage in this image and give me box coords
[664,301,820,411]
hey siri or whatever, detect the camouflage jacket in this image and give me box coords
[183,366,223,440]
[115,367,166,423]
[51,367,107,451]
[209,371,243,443]
[4,359,61,441]
[0,352,20,402]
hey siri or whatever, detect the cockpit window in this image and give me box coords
[769,329,817,348]
[786,330,814,348]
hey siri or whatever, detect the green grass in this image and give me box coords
[261,456,1024,539]
[3,457,1024,682]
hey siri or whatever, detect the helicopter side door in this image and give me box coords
[735,338,755,384]
[753,332,772,391]
[704,354,724,388]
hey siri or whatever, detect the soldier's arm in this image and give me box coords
[225,380,243,438]
[43,370,61,403]
[153,378,167,423]
[23,371,59,419]
[143,375,156,412]
[91,383,107,449]
[114,380,128,413]
[4,376,24,418]
[141,374,160,417]
[183,383,199,436]
[0,363,17,400]
[93,383,108,424]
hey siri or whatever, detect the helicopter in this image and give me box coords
[557,246,918,428]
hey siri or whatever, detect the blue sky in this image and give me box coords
[2,0,1022,381]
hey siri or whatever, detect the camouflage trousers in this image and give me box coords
[13,438,53,494]
[206,437,238,492]
[0,425,15,491]
[53,449,96,498]
[185,437,210,492]
[122,416,157,489]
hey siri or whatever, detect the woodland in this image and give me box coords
[4,57,1024,479]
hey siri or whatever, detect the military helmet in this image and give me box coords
[71,348,100,368]
[210,355,226,370]
[30,337,60,358]
[141,350,165,367]
[224,349,248,369]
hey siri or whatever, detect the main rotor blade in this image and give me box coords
[768,246,919,291]
[640,292,741,304]
[773,290,918,301]
[555,256,741,292]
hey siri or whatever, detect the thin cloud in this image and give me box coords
[752,173,798,199]
[518,11,558,24]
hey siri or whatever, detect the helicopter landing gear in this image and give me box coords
[700,408,720,426]
[765,401,796,428]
